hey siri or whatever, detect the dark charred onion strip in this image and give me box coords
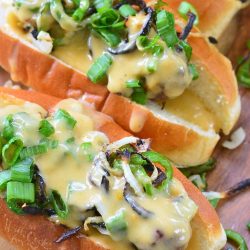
[130,152,155,172]
[101,175,110,193]
[179,12,196,40]
[152,170,166,187]
[55,226,82,243]
[224,178,250,198]
[108,7,154,55]
[35,170,47,204]
[123,183,154,218]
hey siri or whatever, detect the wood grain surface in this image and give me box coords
[0,6,249,249]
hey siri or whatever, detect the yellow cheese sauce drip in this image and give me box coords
[0,98,197,249]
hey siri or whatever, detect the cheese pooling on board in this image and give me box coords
[0,97,197,250]
[2,0,194,102]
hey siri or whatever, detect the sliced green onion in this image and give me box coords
[247,222,250,231]
[2,137,24,168]
[180,158,215,177]
[54,109,77,129]
[178,1,199,25]
[20,144,48,159]
[94,0,112,11]
[209,198,220,208]
[91,9,124,30]
[136,36,163,57]
[11,158,34,183]
[188,63,199,80]
[81,142,94,162]
[97,29,121,47]
[87,53,113,83]
[0,170,11,190]
[40,138,59,149]
[237,59,250,88]
[72,0,89,21]
[147,57,159,73]
[106,209,127,239]
[66,137,75,144]
[126,80,141,88]
[156,10,179,48]
[178,40,192,61]
[50,190,68,219]
[7,181,35,203]
[225,229,248,250]
[2,115,15,140]
[119,4,136,18]
[131,87,147,105]
[39,120,55,137]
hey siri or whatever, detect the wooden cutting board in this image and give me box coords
[0,7,249,249]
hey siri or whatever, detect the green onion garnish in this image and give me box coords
[20,144,48,159]
[39,120,55,137]
[225,229,248,250]
[50,190,68,219]
[119,4,136,18]
[94,0,112,11]
[247,222,250,231]
[106,209,127,239]
[136,36,163,57]
[188,63,199,80]
[2,115,15,140]
[178,1,199,25]
[2,137,24,168]
[178,40,192,61]
[156,10,179,48]
[54,109,77,129]
[11,158,34,183]
[87,53,113,83]
[131,87,147,105]
[126,80,141,88]
[209,198,220,208]
[81,142,94,162]
[0,170,11,190]
[97,29,121,47]
[237,58,250,88]
[72,0,89,22]
[40,138,59,149]
[7,181,35,203]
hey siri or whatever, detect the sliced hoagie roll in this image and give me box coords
[0,1,240,165]
[0,87,226,250]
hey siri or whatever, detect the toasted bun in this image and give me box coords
[0,88,226,250]
[165,0,243,38]
[0,3,240,165]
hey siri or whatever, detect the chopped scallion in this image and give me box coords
[126,80,141,88]
[20,144,48,159]
[39,120,55,137]
[72,0,89,21]
[50,190,68,219]
[7,181,35,203]
[119,4,136,18]
[2,115,14,140]
[54,109,77,129]
[156,10,179,48]
[11,158,34,183]
[178,40,192,61]
[178,1,199,25]
[2,137,23,168]
[0,170,11,190]
[97,29,121,47]
[188,63,199,80]
[131,87,147,105]
[87,53,113,83]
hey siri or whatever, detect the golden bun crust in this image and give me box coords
[165,0,242,38]
[0,88,226,250]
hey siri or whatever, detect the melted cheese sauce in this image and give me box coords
[0,98,197,249]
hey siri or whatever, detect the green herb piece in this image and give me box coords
[119,4,136,18]
[7,181,35,204]
[131,87,147,105]
[209,198,220,208]
[2,137,24,168]
[225,229,248,250]
[178,1,199,25]
[126,80,141,88]
[188,63,199,80]
[39,120,55,137]
[0,170,11,190]
[54,109,77,129]
[178,40,192,61]
[11,158,34,183]
[87,53,113,83]
[156,10,179,48]
[50,190,68,219]
[2,115,15,140]
[72,0,89,21]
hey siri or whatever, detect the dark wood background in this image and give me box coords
[0,5,249,248]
